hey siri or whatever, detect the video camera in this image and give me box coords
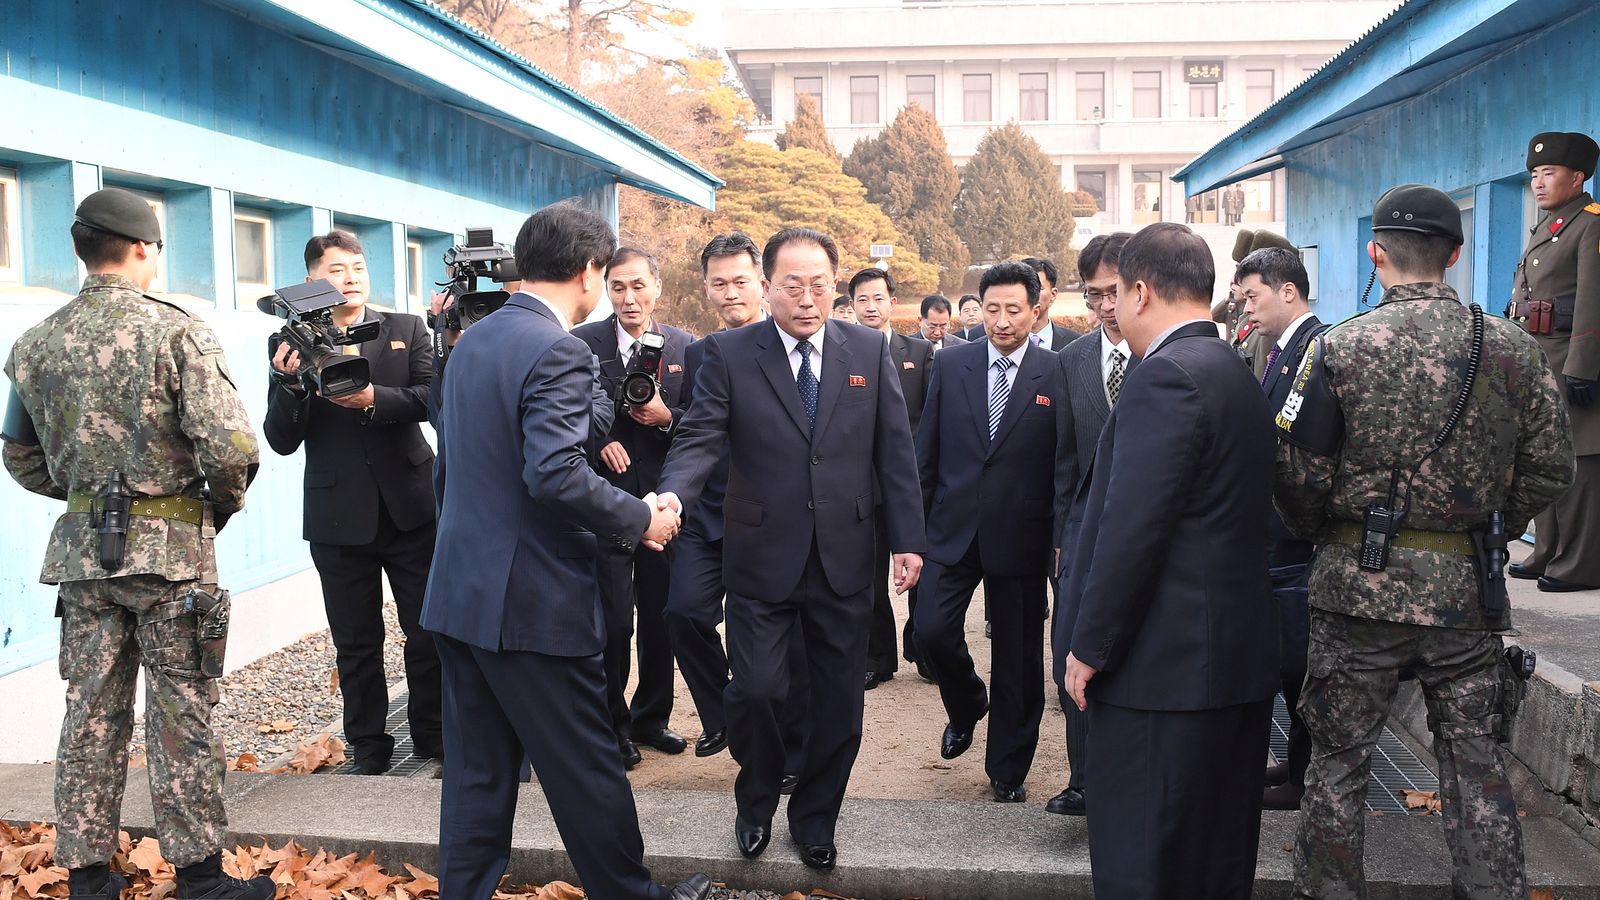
[258,279,380,399]
[429,226,518,334]
[621,331,666,409]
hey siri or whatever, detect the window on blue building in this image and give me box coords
[407,239,424,307]
[1445,192,1475,303]
[117,188,168,294]
[0,167,18,282]
[234,210,274,294]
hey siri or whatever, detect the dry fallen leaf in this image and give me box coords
[328,668,340,697]
[128,837,167,875]
[1401,789,1442,814]
[273,734,348,775]
[781,893,807,900]
[231,752,262,773]
[401,863,439,897]
[16,865,66,898]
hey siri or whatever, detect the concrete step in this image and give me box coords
[4,763,1597,899]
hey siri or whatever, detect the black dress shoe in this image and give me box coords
[915,658,936,683]
[1264,762,1289,787]
[1508,562,1543,580]
[735,816,770,858]
[350,756,391,776]
[1539,575,1599,592]
[1262,784,1304,810]
[620,739,642,770]
[694,729,728,757]
[940,722,975,759]
[795,840,837,870]
[864,670,893,690]
[667,873,713,900]
[411,739,444,761]
[779,772,799,795]
[1046,786,1086,816]
[632,726,688,754]
[991,779,1026,803]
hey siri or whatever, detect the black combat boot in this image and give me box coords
[175,853,275,900]
[67,863,129,898]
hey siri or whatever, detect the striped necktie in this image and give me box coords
[989,356,1014,440]
[1261,345,1282,387]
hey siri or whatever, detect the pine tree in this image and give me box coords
[776,95,840,163]
[844,104,970,292]
[955,123,1077,272]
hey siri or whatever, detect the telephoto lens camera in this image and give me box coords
[429,226,519,334]
[258,279,380,398]
[621,331,667,409]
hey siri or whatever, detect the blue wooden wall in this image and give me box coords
[1284,5,1599,323]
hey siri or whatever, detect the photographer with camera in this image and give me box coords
[571,246,693,767]
[264,231,442,773]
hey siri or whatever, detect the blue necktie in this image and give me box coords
[797,340,818,431]
[989,356,1014,440]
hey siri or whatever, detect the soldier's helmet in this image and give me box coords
[1371,184,1464,246]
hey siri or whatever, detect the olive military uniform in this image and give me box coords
[1511,131,1600,588]
[1275,185,1574,900]
[2,192,259,876]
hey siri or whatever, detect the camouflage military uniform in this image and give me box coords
[1275,282,1573,900]
[2,273,258,869]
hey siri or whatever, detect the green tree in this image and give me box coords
[955,122,1077,272]
[775,95,840,163]
[844,104,969,292]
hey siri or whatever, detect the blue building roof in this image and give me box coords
[1174,0,1586,195]
[234,0,722,209]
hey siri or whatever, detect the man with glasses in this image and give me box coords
[657,228,925,871]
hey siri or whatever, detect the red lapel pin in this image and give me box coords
[850,375,867,387]
[1035,394,1051,407]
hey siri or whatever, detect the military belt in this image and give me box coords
[66,492,204,527]
[1327,521,1474,555]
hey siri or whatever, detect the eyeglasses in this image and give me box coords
[780,283,834,300]
[1083,287,1117,303]
[145,240,165,254]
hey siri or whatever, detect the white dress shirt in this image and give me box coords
[517,291,571,332]
[986,339,1029,402]
[777,320,826,384]
[615,320,640,366]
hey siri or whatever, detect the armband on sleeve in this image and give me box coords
[2,384,40,445]
[1274,336,1343,456]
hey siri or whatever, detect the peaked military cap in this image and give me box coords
[1371,183,1464,245]
[1526,132,1600,178]
[73,188,162,244]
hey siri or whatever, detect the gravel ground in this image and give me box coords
[130,602,406,762]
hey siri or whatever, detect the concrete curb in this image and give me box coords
[4,764,1598,899]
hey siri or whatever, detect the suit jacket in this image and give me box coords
[421,293,651,656]
[264,307,435,545]
[957,325,986,342]
[1064,321,1278,711]
[889,332,935,434]
[916,341,1062,576]
[679,332,730,542]
[1052,329,1137,569]
[1262,315,1326,568]
[915,329,967,351]
[659,319,926,600]
[571,315,691,496]
[1046,322,1084,352]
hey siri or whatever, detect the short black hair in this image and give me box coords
[1234,247,1310,299]
[1375,230,1457,276]
[921,294,953,318]
[70,222,135,268]
[607,245,660,280]
[849,267,895,298]
[763,227,840,280]
[700,231,761,274]
[958,293,981,310]
[514,201,616,284]
[1118,223,1214,304]
[1077,232,1133,283]
[979,261,1042,306]
[832,294,852,310]
[304,230,364,272]
[1020,257,1059,290]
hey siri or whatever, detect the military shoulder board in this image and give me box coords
[1585,202,1600,216]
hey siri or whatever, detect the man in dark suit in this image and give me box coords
[915,294,968,351]
[1021,257,1084,352]
[1060,223,1279,899]
[913,261,1063,803]
[849,267,934,688]
[956,294,986,342]
[1237,246,1325,810]
[572,247,693,767]
[265,231,441,774]
[665,233,808,775]
[422,202,708,900]
[1046,231,1135,817]
[657,228,925,870]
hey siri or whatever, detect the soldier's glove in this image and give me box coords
[1567,376,1597,408]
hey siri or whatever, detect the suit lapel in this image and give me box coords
[1075,331,1111,422]
[595,315,626,381]
[811,323,851,444]
[963,347,991,450]
[989,343,1041,456]
[891,332,909,368]
[754,320,812,440]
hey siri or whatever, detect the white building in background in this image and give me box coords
[725,0,1399,238]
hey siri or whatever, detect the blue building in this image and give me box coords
[0,0,719,675]
[1176,0,1595,322]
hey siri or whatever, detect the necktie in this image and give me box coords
[1261,345,1282,387]
[1107,349,1125,405]
[797,340,818,431]
[989,356,1014,440]
[1030,333,1042,348]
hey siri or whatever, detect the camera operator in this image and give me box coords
[264,231,442,773]
[571,246,693,767]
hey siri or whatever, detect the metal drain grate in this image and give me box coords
[1270,693,1439,813]
[326,690,435,777]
